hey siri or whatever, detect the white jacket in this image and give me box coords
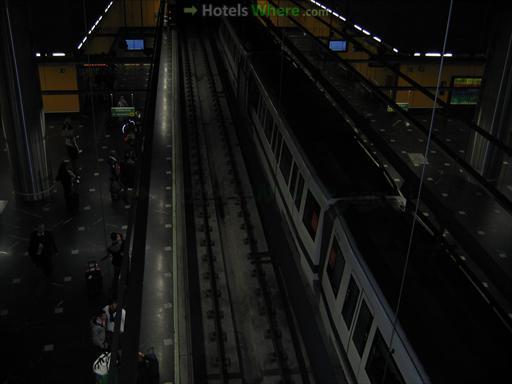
[103,305,126,333]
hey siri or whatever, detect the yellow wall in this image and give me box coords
[84,0,160,54]
[109,0,160,28]
[257,1,486,109]
[38,64,80,113]
[397,63,485,108]
[86,37,116,55]
[125,0,160,27]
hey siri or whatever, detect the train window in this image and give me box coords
[341,276,360,328]
[302,191,321,240]
[270,122,278,148]
[248,76,260,114]
[352,300,373,356]
[264,111,274,143]
[365,330,405,384]
[258,99,265,123]
[279,143,293,182]
[289,162,298,193]
[294,174,304,210]
[326,237,345,296]
[273,130,283,161]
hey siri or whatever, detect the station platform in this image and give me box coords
[0,62,158,384]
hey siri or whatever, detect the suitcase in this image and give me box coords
[86,261,103,295]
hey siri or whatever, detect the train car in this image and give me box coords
[322,202,512,383]
[218,17,398,284]
[215,15,512,384]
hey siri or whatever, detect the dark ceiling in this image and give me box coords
[25,0,108,54]
[20,0,504,56]
[328,0,498,55]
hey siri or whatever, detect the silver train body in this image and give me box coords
[216,18,429,384]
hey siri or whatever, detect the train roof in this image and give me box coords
[226,17,396,198]
[223,17,272,53]
[341,202,512,383]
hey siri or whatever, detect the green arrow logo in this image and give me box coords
[184,5,198,15]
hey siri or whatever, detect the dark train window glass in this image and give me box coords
[341,276,360,328]
[294,174,304,210]
[302,191,321,240]
[365,330,405,384]
[352,300,373,356]
[273,130,283,160]
[248,76,260,114]
[264,111,274,143]
[270,123,277,147]
[279,143,293,182]
[326,238,345,296]
[289,162,298,192]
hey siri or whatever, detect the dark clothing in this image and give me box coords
[120,160,135,189]
[66,145,79,162]
[108,156,121,180]
[62,124,79,170]
[101,237,124,284]
[28,230,58,277]
[56,162,73,195]
[56,162,79,211]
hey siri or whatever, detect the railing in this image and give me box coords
[107,0,165,383]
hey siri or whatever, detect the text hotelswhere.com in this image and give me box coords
[183,4,331,17]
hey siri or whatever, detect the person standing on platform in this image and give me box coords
[103,299,126,345]
[100,232,125,290]
[55,160,80,212]
[121,150,136,190]
[91,310,109,351]
[117,95,128,108]
[28,223,59,282]
[61,119,81,172]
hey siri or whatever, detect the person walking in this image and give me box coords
[28,224,59,281]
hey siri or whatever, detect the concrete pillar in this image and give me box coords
[0,0,53,201]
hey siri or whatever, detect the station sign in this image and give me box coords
[111,107,135,117]
[387,103,409,112]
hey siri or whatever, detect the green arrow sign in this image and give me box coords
[184,5,198,15]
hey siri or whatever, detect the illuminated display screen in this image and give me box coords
[329,40,347,52]
[450,77,482,105]
[126,39,144,50]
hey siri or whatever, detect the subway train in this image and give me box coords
[216,16,512,384]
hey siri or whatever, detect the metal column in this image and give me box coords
[0,0,52,201]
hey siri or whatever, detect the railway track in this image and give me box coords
[181,23,309,384]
